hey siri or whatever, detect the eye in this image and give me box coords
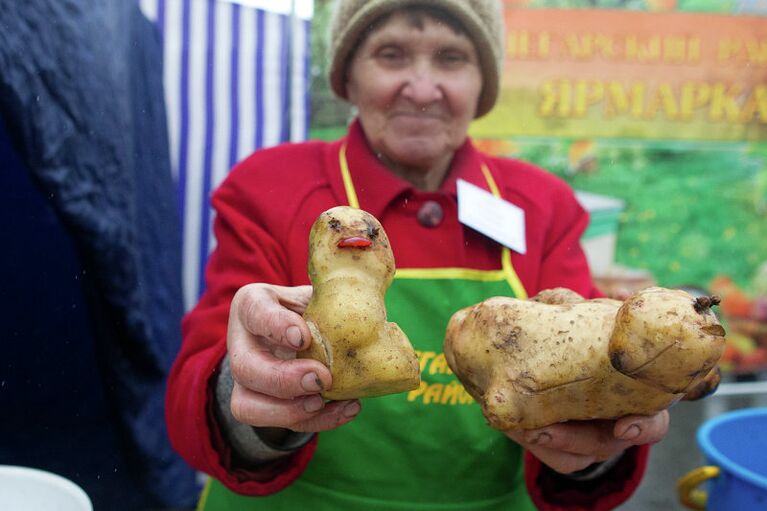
[436,49,469,67]
[374,45,405,65]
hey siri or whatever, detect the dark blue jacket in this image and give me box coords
[0,0,198,507]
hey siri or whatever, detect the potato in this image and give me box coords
[444,287,725,430]
[300,206,420,400]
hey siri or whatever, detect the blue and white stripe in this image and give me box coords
[138,0,311,310]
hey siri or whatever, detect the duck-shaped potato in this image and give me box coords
[301,206,420,400]
[444,287,725,430]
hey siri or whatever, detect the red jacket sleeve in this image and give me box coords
[525,446,650,511]
[164,163,316,495]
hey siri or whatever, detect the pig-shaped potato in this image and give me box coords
[444,287,725,430]
[300,206,420,400]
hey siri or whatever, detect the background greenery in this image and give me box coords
[515,139,767,289]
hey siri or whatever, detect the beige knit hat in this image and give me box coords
[327,0,505,118]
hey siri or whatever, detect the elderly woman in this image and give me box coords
[166,1,670,510]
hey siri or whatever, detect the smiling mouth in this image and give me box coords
[390,111,446,121]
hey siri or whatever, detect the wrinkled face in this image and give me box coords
[345,11,482,172]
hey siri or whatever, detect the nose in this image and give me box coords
[401,62,444,105]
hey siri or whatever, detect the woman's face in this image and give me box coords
[346,11,482,173]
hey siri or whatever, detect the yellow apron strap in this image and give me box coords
[480,163,528,300]
[501,247,527,299]
[338,145,527,298]
[339,143,360,209]
[196,478,213,511]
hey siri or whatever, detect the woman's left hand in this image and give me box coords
[504,410,670,474]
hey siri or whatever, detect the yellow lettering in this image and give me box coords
[594,34,616,59]
[408,380,475,405]
[440,381,462,405]
[429,354,454,375]
[679,82,711,121]
[688,38,701,63]
[407,381,428,402]
[417,351,436,373]
[739,85,767,123]
[605,81,645,118]
[558,79,573,117]
[539,79,580,117]
[646,83,679,120]
[423,383,443,404]
[440,380,475,405]
[626,35,661,63]
[509,30,552,59]
[746,40,767,65]
[663,36,688,64]
[710,83,744,123]
[538,78,767,126]
[718,38,767,64]
[574,80,604,117]
[718,38,742,62]
[508,31,530,58]
[566,34,593,59]
[539,80,558,117]
[538,31,551,58]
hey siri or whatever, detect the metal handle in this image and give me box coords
[677,466,721,510]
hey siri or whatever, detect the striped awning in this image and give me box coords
[138,0,310,309]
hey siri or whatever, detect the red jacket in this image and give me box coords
[166,121,649,510]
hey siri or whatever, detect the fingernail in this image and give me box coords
[620,424,641,440]
[343,400,361,417]
[286,326,303,348]
[527,432,552,446]
[303,395,324,413]
[301,372,323,392]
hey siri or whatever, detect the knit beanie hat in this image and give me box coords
[327,0,505,118]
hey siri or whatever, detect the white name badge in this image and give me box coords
[457,179,527,254]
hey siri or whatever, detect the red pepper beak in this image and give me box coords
[337,236,372,248]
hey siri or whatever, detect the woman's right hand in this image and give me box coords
[227,283,361,432]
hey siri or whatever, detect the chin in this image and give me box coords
[388,145,443,168]
[386,134,449,159]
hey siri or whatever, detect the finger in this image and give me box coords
[275,284,313,315]
[614,410,670,445]
[519,421,631,460]
[229,347,331,399]
[228,284,331,398]
[231,382,324,428]
[290,400,362,433]
[231,283,312,351]
[231,383,360,432]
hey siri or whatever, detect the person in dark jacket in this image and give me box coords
[0,1,198,508]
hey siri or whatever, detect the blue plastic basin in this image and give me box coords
[697,407,767,510]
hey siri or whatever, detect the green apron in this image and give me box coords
[198,148,535,511]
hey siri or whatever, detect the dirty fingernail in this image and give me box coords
[301,372,323,393]
[286,326,303,348]
[343,400,361,418]
[527,432,552,446]
[303,395,324,413]
[620,424,641,440]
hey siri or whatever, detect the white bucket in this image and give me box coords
[0,465,93,511]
